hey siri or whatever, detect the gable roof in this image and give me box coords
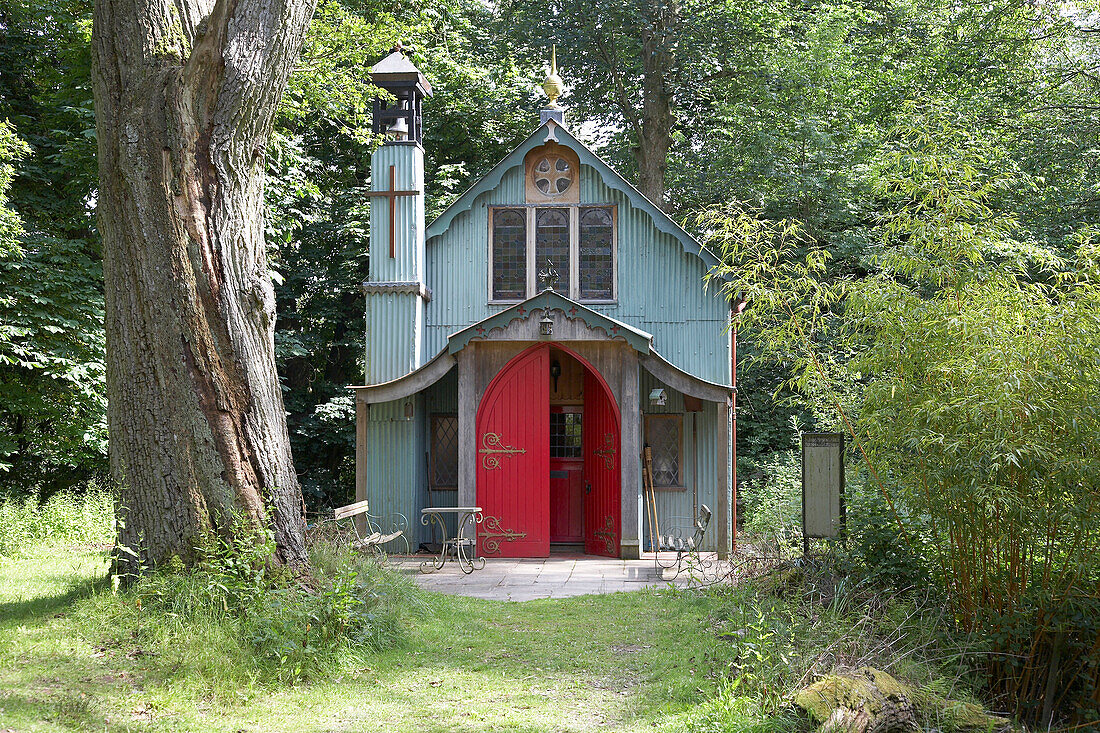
[349,289,733,403]
[447,290,653,355]
[425,121,723,273]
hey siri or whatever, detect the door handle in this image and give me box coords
[585,482,592,495]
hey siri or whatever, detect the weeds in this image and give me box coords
[683,557,993,732]
[0,486,114,557]
[91,518,433,692]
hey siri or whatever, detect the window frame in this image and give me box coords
[487,204,617,305]
[429,413,459,491]
[644,413,685,491]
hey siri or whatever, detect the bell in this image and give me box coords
[386,116,409,140]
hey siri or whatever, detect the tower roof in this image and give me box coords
[370,50,432,96]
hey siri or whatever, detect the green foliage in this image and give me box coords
[841,478,931,592]
[0,236,106,491]
[847,108,1100,723]
[116,519,431,687]
[682,561,990,732]
[0,486,114,557]
[706,98,1100,724]
[738,450,803,557]
[0,1,104,496]
[0,118,29,255]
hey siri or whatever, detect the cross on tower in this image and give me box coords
[363,165,420,258]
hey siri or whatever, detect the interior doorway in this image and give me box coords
[549,347,585,547]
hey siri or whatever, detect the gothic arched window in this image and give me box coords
[491,208,527,301]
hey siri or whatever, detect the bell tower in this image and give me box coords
[363,45,432,384]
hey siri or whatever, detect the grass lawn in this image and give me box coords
[0,547,742,732]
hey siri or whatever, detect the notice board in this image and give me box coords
[802,432,845,540]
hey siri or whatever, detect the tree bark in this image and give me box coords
[92,0,316,572]
[599,0,675,210]
[635,35,673,211]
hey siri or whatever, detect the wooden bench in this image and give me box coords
[332,499,409,555]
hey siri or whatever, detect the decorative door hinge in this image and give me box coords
[479,432,526,470]
[594,432,616,469]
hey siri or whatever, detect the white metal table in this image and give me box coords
[420,506,485,574]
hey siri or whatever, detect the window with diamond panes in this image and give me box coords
[550,411,583,459]
[579,207,613,300]
[492,208,526,300]
[430,415,459,488]
[535,208,570,295]
[645,415,682,487]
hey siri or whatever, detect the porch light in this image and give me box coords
[649,388,667,406]
[404,401,414,420]
[539,314,554,336]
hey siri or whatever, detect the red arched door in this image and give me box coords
[475,343,622,559]
[475,346,550,557]
[583,368,621,557]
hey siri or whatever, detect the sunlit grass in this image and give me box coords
[0,488,114,557]
[0,497,998,733]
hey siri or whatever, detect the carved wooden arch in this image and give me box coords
[524,142,581,204]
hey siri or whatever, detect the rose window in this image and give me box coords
[532,155,574,196]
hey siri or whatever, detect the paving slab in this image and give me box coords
[390,552,718,601]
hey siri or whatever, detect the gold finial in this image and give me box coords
[542,45,563,108]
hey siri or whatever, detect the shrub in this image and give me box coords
[109,517,431,687]
[738,450,803,557]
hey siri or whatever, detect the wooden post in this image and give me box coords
[731,300,746,555]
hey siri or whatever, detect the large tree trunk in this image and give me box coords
[92,0,316,572]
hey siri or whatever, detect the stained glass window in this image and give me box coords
[579,207,614,300]
[536,208,570,295]
[492,208,526,300]
[645,415,682,487]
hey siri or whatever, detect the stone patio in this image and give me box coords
[392,553,710,601]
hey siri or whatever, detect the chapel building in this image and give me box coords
[351,49,736,559]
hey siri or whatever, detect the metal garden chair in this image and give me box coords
[329,499,410,556]
[654,503,717,582]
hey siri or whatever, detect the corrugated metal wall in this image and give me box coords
[363,396,428,551]
[364,292,423,384]
[424,163,731,384]
[638,370,728,552]
[364,143,427,383]
[369,143,425,283]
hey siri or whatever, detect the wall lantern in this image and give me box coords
[649,388,667,406]
[539,314,554,337]
[404,401,414,420]
[550,359,562,391]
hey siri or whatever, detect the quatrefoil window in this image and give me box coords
[532,155,574,196]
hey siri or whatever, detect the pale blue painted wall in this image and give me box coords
[638,369,728,553]
[362,396,428,550]
[423,162,731,385]
[364,142,427,383]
